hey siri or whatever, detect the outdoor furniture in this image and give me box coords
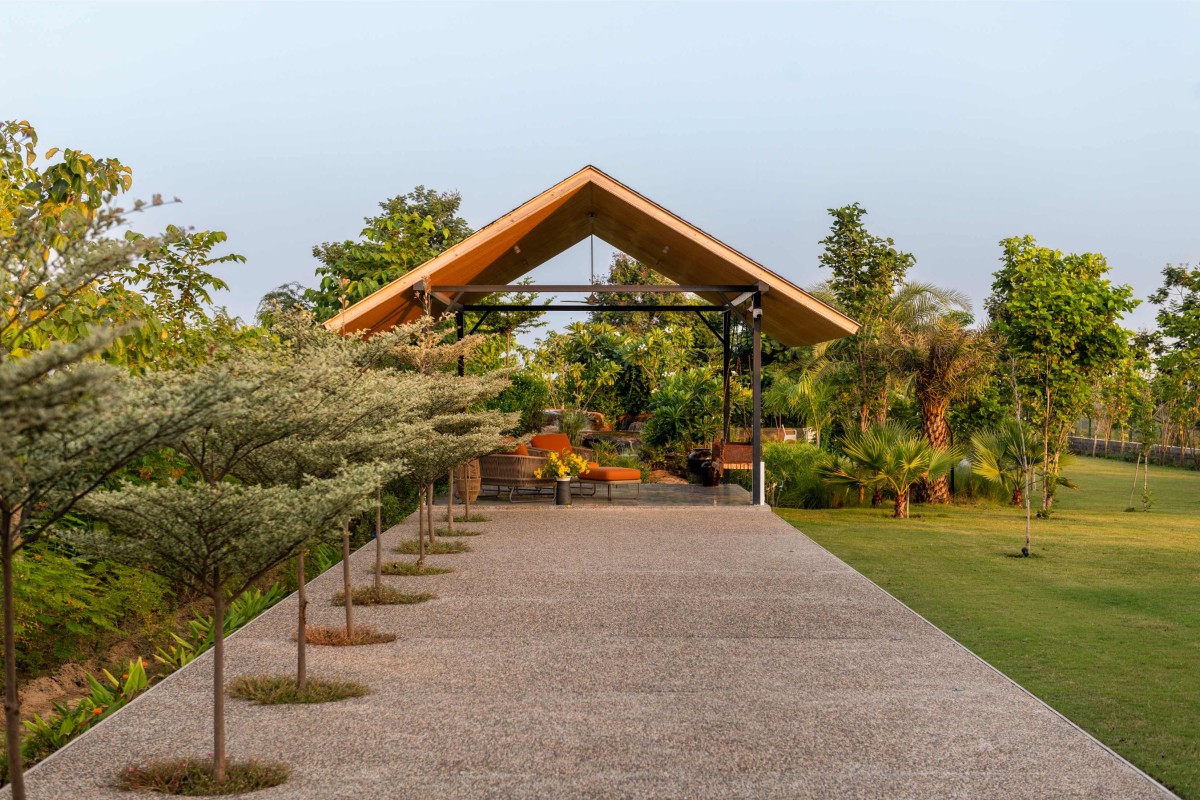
[711,439,754,480]
[529,433,641,499]
[478,443,555,501]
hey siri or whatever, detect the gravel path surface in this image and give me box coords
[16,504,1172,799]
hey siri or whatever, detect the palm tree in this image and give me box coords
[891,315,995,503]
[824,422,962,518]
[970,421,1036,506]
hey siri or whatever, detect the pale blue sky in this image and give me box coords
[5,2,1199,333]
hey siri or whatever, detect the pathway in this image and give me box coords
[18,503,1172,799]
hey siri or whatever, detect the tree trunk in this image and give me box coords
[340,518,354,638]
[1011,486,1023,507]
[464,468,472,521]
[871,489,883,507]
[296,551,307,691]
[920,403,953,505]
[893,490,908,519]
[374,487,383,590]
[426,484,435,544]
[3,508,26,800]
[212,579,226,783]
[417,485,425,543]
[446,470,454,534]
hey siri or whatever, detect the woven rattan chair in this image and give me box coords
[477,453,555,501]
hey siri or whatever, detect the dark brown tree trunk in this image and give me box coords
[3,508,26,800]
[296,551,307,690]
[446,470,454,534]
[212,577,226,783]
[374,487,383,590]
[426,484,435,544]
[893,490,908,519]
[341,518,354,638]
[416,485,425,543]
[871,489,883,507]
[1011,486,1023,507]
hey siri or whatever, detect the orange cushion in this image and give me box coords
[501,442,528,456]
[580,466,641,482]
[531,433,573,455]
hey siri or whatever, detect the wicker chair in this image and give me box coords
[477,453,555,501]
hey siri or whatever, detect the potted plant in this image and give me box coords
[535,451,590,506]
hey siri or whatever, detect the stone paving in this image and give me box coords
[16,502,1173,799]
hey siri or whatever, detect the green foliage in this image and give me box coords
[486,371,550,434]
[762,442,839,509]
[330,586,433,606]
[819,203,915,321]
[228,674,369,705]
[309,186,472,320]
[393,540,471,555]
[381,561,453,576]
[642,368,722,454]
[153,584,288,671]
[115,757,289,795]
[824,422,963,518]
[987,236,1139,510]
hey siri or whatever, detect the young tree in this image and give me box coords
[76,463,372,784]
[0,120,232,798]
[1147,264,1200,464]
[986,236,1138,513]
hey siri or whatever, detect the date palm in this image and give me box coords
[824,422,962,518]
[891,315,995,503]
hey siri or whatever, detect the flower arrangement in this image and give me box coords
[534,451,590,481]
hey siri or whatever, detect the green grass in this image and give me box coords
[453,513,489,523]
[115,757,288,795]
[777,456,1200,797]
[228,674,369,704]
[393,540,472,555]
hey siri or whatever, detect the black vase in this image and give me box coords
[555,479,572,506]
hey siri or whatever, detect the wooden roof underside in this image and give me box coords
[324,166,858,347]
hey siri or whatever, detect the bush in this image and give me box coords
[642,369,722,455]
[763,442,841,509]
[115,757,288,795]
[486,371,550,434]
[228,674,369,705]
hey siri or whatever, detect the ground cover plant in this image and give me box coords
[777,456,1200,797]
[330,586,434,606]
[393,540,471,556]
[115,758,288,796]
[380,561,453,577]
[227,674,368,705]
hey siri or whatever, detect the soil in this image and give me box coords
[647,469,688,485]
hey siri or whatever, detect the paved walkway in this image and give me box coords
[20,505,1171,799]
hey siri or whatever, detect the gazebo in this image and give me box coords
[326,166,858,504]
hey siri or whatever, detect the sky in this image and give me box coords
[5,1,1199,335]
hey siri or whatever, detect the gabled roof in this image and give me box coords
[324,166,858,346]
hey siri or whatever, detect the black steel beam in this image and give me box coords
[466,309,492,335]
[722,310,731,444]
[751,292,763,505]
[455,311,465,377]
[432,284,758,294]
[690,308,725,347]
[458,303,712,313]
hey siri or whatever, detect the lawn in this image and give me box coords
[777,456,1200,798]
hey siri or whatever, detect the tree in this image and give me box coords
[970,420,1043,506]
[987,236,1138,513]
[75,454,372,784]
[891,314,995,503]
[817,204,915,430]
[642,368,724,454]
[0,120,232,798]
[823,422,962,518]
[309,187,472,320]
[256,282,313,326]
[1147,264,1200,464]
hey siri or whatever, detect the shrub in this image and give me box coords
[486,371,550,434]
[763,442,839,509]
[642,369,722,455]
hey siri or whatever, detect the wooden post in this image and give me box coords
[751,292,763,506]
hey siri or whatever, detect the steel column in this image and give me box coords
[722,310,731,444]
[751,292,763,506]
[455,311,465,377]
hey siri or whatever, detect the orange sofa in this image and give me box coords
[529,433,641,499]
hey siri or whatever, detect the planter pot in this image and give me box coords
[455,459,481,503]
[555,479,572,506]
